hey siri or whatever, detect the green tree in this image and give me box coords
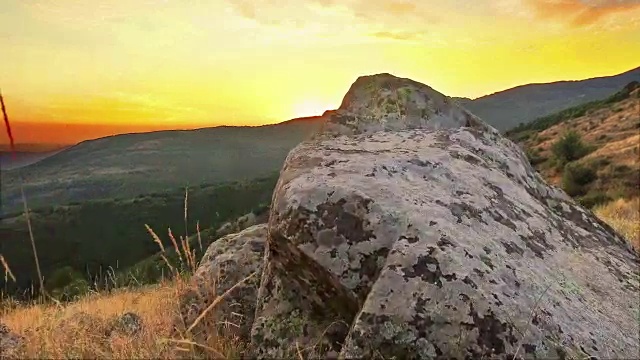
[552,130,592,166]
[562,162,597,197]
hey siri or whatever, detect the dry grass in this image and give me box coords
[2,282,177,358]
[1,227,244,360]
[594,197,640,251]
[1,188,246,359]
[522,89,640,189]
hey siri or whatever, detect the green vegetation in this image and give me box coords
[465,68,639,132]
[508,82,640,210]
[551,130,593,167]
[398,87,411,102]
[578,191,612,209]
[561,162,597,197]
[0,174,278,300]
[525,148,546,166]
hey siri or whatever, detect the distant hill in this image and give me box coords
[0,149,66,170]
[460,66,640,131]
[506,81,640,208]
[0,117,323,214]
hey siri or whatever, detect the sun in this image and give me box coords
[291,99,334,118]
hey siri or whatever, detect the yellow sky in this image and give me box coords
[1,0,639,133]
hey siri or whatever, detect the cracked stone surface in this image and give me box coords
[177,224,267,347]
[249,74,640,359]
[184,73,640,359]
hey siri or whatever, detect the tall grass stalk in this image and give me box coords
[1,89,45,299]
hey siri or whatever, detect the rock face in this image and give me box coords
[186,73,640,359]
[178,224,267,347]
[318,73,489,137]
[0,323,23,358]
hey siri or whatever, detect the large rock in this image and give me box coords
[178,224,267,349]
[248,73,640,359]
[318,72,489,137]
[0,323,23,358]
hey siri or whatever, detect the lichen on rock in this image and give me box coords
[177,224,268,350]
[186,73,640,359]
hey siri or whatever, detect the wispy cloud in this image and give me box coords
[523,0,640,27]
[369,30,426,42]
[227,0,439,40]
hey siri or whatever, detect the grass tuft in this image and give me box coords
[594,197,640,251]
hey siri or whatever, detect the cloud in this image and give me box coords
[224,0,444,47]
[369,30,425,42]
[227,0,439,30]
[523,0,640,26]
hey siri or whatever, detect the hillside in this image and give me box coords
[460,66,640,131]
[0,150,66,170]
[0,174,277,297]
[506,82,640,208]
[0,117,322,215]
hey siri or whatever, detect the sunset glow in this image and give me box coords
[1,0,639,145]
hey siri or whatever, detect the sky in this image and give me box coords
[1,0,639,145]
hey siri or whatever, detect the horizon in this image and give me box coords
[2,0,640,145]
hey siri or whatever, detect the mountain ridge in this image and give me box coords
[473,66,640,101]
[463,65,639,130]
[2,67,638,213]
[2,66,637,147]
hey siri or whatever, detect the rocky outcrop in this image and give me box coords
[184,73,640,359]
[178,224,267,348]
[0,323,23,358]
[317,73,489,137]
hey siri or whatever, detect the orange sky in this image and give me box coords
[1,0,639,145]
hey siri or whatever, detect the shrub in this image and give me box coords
[52,277,91,301]
[562,162,597,196]
[612,164,632,175]
[46,266,85,292]
[551,130,592,166]
[592,157,611,168]
[525,148,546,166]
[578,192,612,209]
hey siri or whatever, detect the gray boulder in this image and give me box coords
[178,224,267,349]
[249,73,640,359]
[107,312,143,337]
[0,323,23,358]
